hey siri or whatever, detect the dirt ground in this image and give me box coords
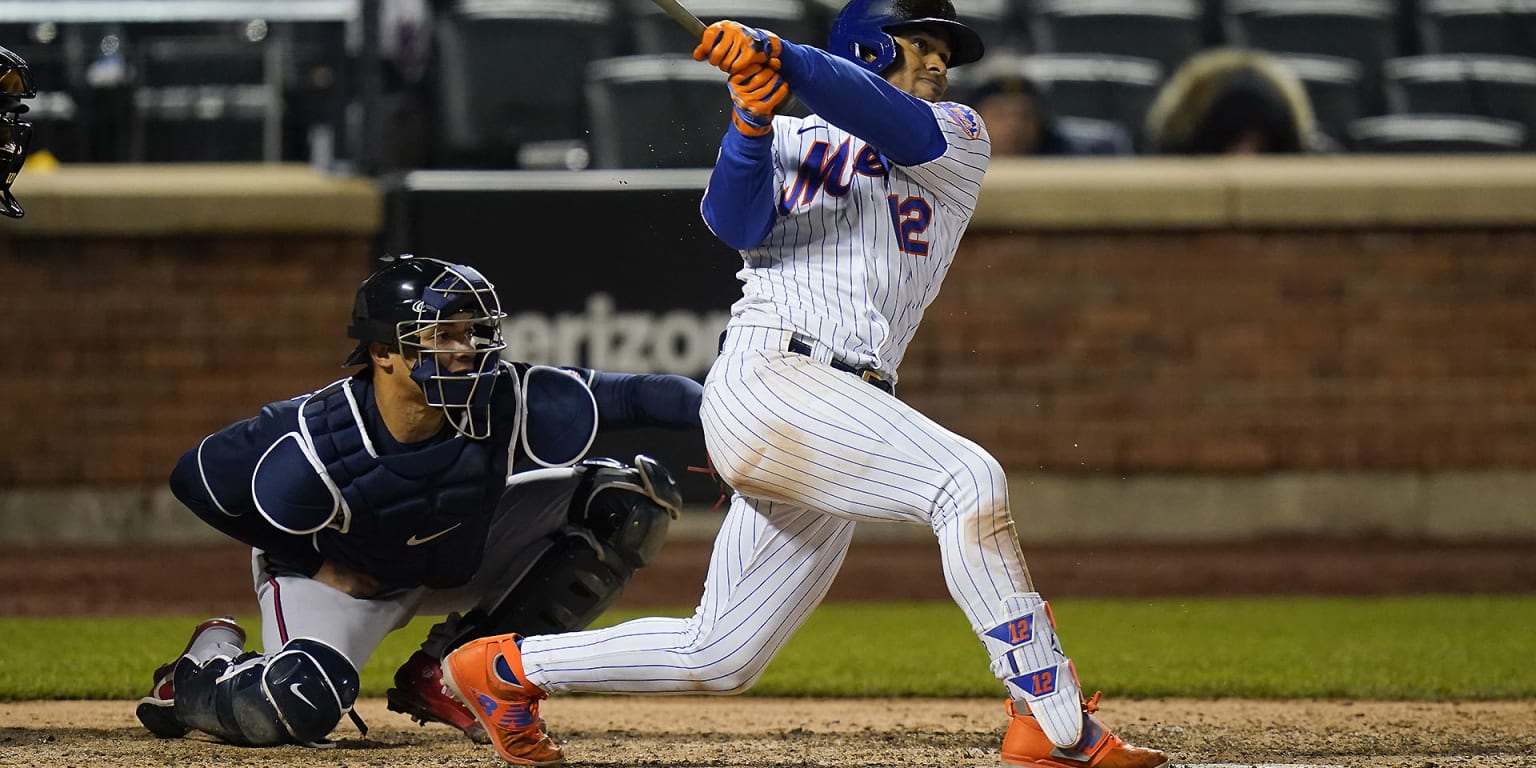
[3,698,1535,767]
[3,537,1535,767]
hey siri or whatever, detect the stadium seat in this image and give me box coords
[1225,0,1398,72]
[434,0,618,168]
[1270,53,1368,148]
[585,54,731,168]
[135,29,266,87]
[954,0,1029,58]
[1385,55,1536,132]
[1029,0,1205,74]
[1053,116,1135,154]
[629,0,818,56]
[131,86,268,162]
[1012,54,1165,134]
[128,23,273,162]
[1347,113,1528,152]
[1417,0,1536,57]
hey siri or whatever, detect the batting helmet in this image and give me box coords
[344,254,508,439]
[1,44,37,219]
[828,0,984,75]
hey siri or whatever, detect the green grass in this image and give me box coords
[2,596,1532,701]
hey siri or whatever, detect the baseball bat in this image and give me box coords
[647,0,707,39]
[646,0,805,115]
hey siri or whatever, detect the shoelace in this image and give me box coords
[685,455,731,512]
[1006,690,1105,719]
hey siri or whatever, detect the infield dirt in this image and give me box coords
[3,697,1535,767]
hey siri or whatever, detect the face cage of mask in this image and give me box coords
[0,66,35,100]
[398,315,508,440]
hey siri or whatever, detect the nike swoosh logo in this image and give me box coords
[797,124,829,135]
[290,683,317,710]
[406,523,462,546]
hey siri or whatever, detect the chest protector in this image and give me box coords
[249,367,598,588]
[304,379,507,539]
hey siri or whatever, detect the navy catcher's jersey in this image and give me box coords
[171,362,702,589]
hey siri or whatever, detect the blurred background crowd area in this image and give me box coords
[6,0,1536,175]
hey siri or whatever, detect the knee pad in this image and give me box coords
[263,638,361,746]
[173,639,359,747]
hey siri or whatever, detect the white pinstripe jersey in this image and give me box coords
[725,100,992,383]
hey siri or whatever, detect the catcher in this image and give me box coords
[135,254,702,747]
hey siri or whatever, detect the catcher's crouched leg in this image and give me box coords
[455,454,681,644]
[173,638,360,747]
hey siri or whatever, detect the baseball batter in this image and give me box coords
[443,2,1167,767]
[134,256,701,748]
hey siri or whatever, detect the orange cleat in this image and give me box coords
[387,650,489,743]
[1001,694,1168,768]
[441,634,564,766]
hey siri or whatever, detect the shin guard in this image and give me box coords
[982,592,1084,749]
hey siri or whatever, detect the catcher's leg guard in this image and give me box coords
[173,637,360,747]
[135,616,246,738]
[982,593,1086,749]
[450,455,680,646]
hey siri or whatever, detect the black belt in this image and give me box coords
[787,338,894,395]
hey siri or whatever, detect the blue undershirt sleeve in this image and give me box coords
[701,126,778,250]
[776,40,946,166]
[588,370,704,430]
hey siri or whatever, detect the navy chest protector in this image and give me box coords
[248,368,599,588]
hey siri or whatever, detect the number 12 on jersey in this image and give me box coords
[886,194,932,256]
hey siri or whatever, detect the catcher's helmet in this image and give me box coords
[344,254,509,439]
[1,44,37,219]
[828,0,984,75]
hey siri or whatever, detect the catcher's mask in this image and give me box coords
[344,255,508,439]
[0,44,37,219]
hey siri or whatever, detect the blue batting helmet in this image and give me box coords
[828,0,985,74]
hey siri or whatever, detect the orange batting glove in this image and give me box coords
[728,63,791,137]
[694,20,782,76]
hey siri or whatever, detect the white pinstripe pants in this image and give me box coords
[519,325,1033,695]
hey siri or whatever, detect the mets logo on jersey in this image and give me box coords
[939,102,982,140]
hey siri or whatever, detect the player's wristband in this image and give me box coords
[732,105,773,137]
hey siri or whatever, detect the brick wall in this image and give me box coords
[897,229,1536,473]
[3,227,1534,488]
[0,236,372,486]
